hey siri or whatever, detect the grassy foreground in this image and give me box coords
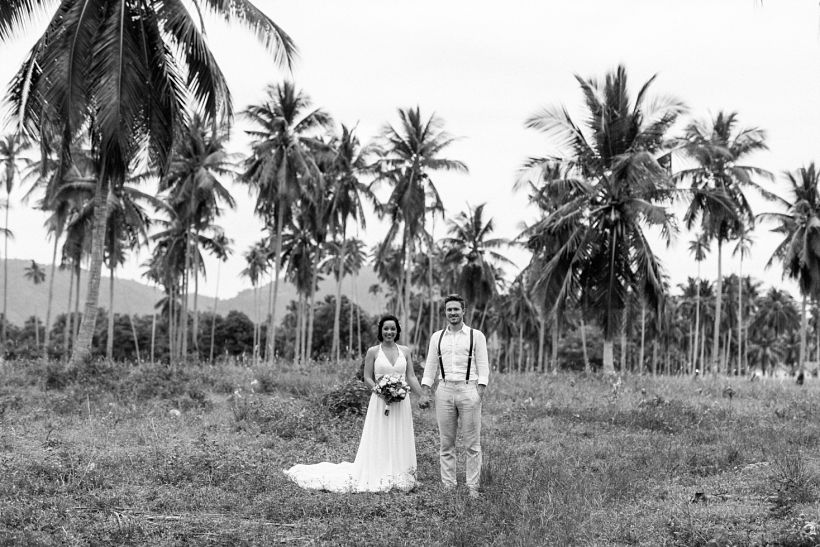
[3,360,820,546]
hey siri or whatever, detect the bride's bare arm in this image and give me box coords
[402,346,425,397]
[363,347,378,391]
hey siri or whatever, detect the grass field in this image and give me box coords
[3,359,820,546]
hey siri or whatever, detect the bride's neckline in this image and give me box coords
[379,343,401,367]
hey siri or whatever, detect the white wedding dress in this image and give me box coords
[284,345,417,492]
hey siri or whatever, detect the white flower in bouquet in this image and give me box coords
[373,375,411,415]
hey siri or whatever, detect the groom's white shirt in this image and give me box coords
[421,325,489,386]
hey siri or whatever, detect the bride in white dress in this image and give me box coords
[284,315,426,492]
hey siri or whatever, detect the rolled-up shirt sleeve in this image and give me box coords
[475,330,490,386]
[421,332,440,387]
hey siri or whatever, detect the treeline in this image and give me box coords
[2,296,378,364]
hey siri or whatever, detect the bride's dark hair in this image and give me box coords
[377,314,402,342]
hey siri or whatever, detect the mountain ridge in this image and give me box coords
[1,259,385,326]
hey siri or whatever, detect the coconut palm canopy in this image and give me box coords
[0,2,819,375]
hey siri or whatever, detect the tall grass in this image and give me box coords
[3,361,820,545]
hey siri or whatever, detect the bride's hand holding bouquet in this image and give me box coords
[373,375,411,415]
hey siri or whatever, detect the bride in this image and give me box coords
[284,314,426,492]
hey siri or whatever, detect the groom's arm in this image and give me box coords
[420,333,439,395]
[475,331,490,399]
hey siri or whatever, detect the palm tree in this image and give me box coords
[23,260,46,349]
[520,168,578,373]
[3,0,294,367]
[208,230,233,364]
[761,163,820,376]
[160,114,236,361]
[688,232,710,373]
[241,240,270,365]
[732,228,755,375]
[750,288,799,373]
[676,111,772,374]
[0,132,29,344]
[441,202,513,324]
[23,142,97,354]
[373,107,467,329]
[326,125,374,361]
[242,82,332,363]
[280,218,318,362]
[47,166,157,360]
[522,66,684,373]
[103,186,156,360]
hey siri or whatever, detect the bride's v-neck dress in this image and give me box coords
[284,345,417,492]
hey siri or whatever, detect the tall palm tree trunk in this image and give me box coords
[404,235,412,331]
[603,340,615,374]
[738,264,743,375]
[306,252,321,363]
[581,316,590,374]
[621,325,628,373]
[69,184,110,367]
[193,237,200,356]
[517,327,524,372]
[652,339,658,375]
[300,294,308,363]
[107,262,115,360]
[551,319,559,373]
[209,261,221,364]
[180,232,190,363]
[2,200,9,345]
[293,293,303,363]
[413,296,424,349]
[349,292,354,357]
[65,265,74,356]
[688,322,694,375]
[252,286,259,366]
[428,223,435,352]
[712,241,724,375]
[168,285,176,362]
[815,300,819,363]
[537,314,546,373]
[800,293,807,376]
[639,303,646,375]
[723,330,731,373]
[332,234,347,362]
[268,217,284,364]
[129,314,140,362]
[73,259,82,346]
[170,286,176,362]
[694,264,702,374]
[354,271,362,358]
[44,238,58,353]
[151,285,157,366]
[262,274,272,361]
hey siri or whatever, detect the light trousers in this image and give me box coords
[435,381,482,490]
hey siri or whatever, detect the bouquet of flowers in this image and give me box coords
[373,375,411,415]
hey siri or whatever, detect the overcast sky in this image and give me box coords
[1,0,819,300]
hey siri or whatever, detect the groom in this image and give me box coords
[419,294,489,498]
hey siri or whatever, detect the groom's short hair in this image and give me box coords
[444,294,466,310]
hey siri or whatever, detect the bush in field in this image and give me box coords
[321,379,371,416]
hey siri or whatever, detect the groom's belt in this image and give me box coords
[439,378,478,385]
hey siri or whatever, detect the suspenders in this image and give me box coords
[437,327,474,382]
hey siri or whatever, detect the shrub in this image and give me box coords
[321,379,371,417]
